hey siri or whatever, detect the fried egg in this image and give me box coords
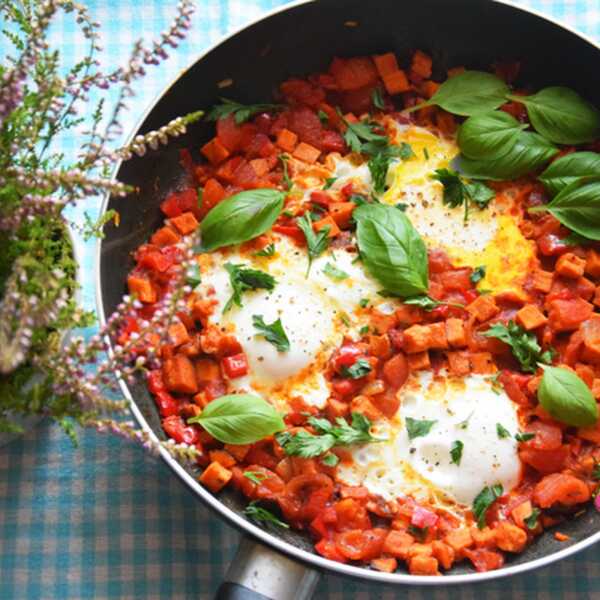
[196,236,385,410]
[381,121,536,297]
[337,372,522,509]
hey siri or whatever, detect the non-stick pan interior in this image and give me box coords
[99,0,600,577]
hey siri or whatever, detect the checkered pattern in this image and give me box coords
[1,1,599,598]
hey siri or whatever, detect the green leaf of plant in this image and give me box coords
[223,263,276,313]
[458,111,527,159]
[508,87,600,144]
[341,358,372,379]
[252,314,290,352]
[457,132,558,181]
[472,484,503,529]
[450,440,463,465]
[207,98,282,125]
[296,213,330,275]
[199,189,285,252]
[188,394,285,444]
[244,501,289,528]
[323,262,349,281]
[410,71,509,116]
[538,152,600,196]
[405,417,436,440]
[496,423,511,439]
[537,365,598,427]
[531,176,600,241]
[354,203,428,296]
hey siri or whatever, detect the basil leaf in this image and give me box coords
[405,417,436,440]
[530,176,600,240]
[411,71,509,116]
[252,314,290,352]
[354,203,428,296]
[457,132,558,181]
[472,484,503,529]
[450,440,463,466]
[537,365,598,427]
[539,152,600,196]
[508,87,600,144]
[188,394,285,444]
[458,111,527,159]
[199,189,285,252]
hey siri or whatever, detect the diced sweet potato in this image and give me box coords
[431,540,455,570]
[199,461,232,493]
[594,286,600,307]
[593,379,600,400]
[328,202,355,229]
[471,526,496,547]
[411,50,433,79]
[445,318,467,348]
[195,358,221,385]
[170,211,198,235]
[350,395,382,421]
[383,70,411,95]
[382,530,415,559]
[407,351,430,370]
[370,557,397,573]
[408,543,433,558]
[201,137,230,165]
[575,363,595,386]
[292,142,321,163]
[469,352,494,374]
[532,270,553,293]
[533,473,591,508]
[209,449,236,468]
[494,522,527,553]
[224,444,250,462]
[408,555,439,576]
[368,334,392,359]
[447,351,470,376]
[373,52,399,78]
[466,295,500,322]
[547,298,593,332]
[127,275,156,304]
[444,527,472,552]
[516,304,547,331]
[511,500,533,529]
[313,215,340,238]
[151,226,181,246]
[276,128,298,152]
[427,322,448,349]
[585,249,600,278]
[382,353,409,388]
[163,354,198,394]
[581,316,600,364]
[250,158,270,177]
[403,324,431,353]
[168,322,190,347]
[556,252,586,279]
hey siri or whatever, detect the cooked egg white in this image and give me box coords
[196,236,385,410]
[337,372,522,509]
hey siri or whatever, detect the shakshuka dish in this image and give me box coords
[122,50,600,575]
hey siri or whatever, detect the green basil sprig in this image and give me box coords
[188,394,285,444]
[354,203,428,297]
[537,365,598,427]
[458,111,527,159]
[539,152,600,195]
[507,87,600,144]
[198,189,285,252]
[457,131,558,181]
[529,176,600,241]
[409,71,509,116]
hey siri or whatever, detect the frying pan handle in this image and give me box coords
[215,536,320,600]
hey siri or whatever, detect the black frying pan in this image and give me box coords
[96,1,600,597]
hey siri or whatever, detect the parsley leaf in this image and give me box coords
[244,501,289,528]
[594,462,600,481]
[431,168,495,223]
[296,213,330,275]
[323,262,349,281]
[482,320,552,373]
[243,471,267,485]
[515,432,536,442]
[359,298,369,308]
[254,243,276,257]
[318,109,329,124]
[185,263,202,288]
[524,507,541,530]
[450,440,464,465]
[342,118,388,153]
[321,453,339,467]
[223,263,276,313]
[207,98,282,125]
[279,154,293,190]
[496,423,511,439]
[276,413,378,458]
[405,417,437,440]
[359,325,369,335]
[341,358,372,379]
[252,314,290,352]
[404,295,444,311]
[368,142,415,195]
[372,87,385,110]
[323,176,337,190]
[470,265,486,284]
[472,484,503,529]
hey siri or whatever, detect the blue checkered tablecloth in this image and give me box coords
[1,1,600,598]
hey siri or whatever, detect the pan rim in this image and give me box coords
[94,0,600,585]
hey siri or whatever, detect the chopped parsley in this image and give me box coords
[243,471,267,485]
[276,413,378,458]
[450,440,464,466]
[472,484,503,529]
[223,263,276,313]
[593,462,600,481]
[359,298,370,308]
[244,501,289,528]
[524,507,541,530]
[359,325,370,336]
[342,358,372,379]
[207,98,282,124]
[405,417,436,440]
[323,176,337,190]
[371,87,385,110]
[318,109,329,124]
[321,453,339,467]
[323,262,349,281]
[279,154,293,190]
[470,265,486,284]
[496,423,511,439]
[483,320,554,373]
[296,213,330,275]
[185,263,202,288]
[252,314,290,352]
[254,243,276,257]
[515,432,536,442]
